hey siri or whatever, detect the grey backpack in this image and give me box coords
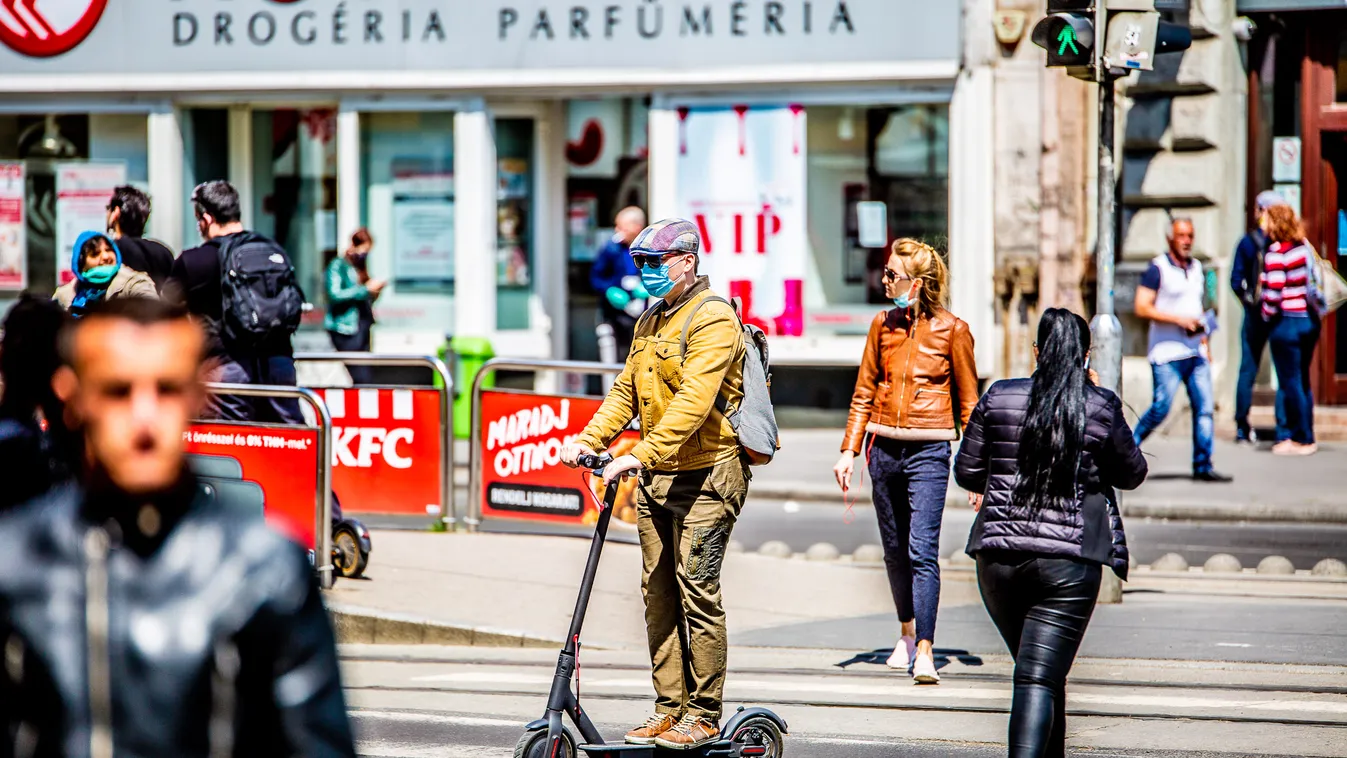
[679,296,779,465]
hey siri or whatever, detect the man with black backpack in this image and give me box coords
[561,218,777,751]
[165,180,307,425]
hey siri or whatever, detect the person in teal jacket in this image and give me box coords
[326,228,384,385]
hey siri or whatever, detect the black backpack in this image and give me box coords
[216,232,305,350]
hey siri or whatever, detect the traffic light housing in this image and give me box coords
[1034,1,1194,80]
[1032,12,1095,68]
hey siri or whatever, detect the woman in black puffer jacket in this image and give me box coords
[955,308,1147,758]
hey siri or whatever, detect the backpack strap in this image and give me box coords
[678,295,739,416]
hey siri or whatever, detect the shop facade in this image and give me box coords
[1240,0,1347,405]
[0,0,990,391]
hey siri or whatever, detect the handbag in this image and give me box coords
[1307,243,1347,317]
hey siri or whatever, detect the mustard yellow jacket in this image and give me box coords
[576,277,745,472]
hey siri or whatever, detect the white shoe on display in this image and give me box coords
[886,635,917,670]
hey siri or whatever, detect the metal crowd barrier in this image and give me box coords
[466,357,625,532]
[203,382,336,589]
[294,352,457,528]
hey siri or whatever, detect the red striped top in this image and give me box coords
[1261,241,1312,319]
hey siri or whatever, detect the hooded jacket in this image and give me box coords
[954,378,1147,579]
[54,231,157,314]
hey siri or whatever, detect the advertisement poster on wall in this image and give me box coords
[478,390,641,528]
[391,171,455,285]
[0,163,25,290]
[674,106,807,336]
[55,162,125,285]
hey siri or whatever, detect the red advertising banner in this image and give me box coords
[315,387,444,517]
[479,390,641,527]
[185,422,320,548]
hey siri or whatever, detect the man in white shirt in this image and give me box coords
[1132,218,1232,482]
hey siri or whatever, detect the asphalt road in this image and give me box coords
[730,500,1347,570]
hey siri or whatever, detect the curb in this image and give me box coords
[325,603,558,648]
[747,482,1347,524]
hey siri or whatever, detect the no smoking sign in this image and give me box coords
[0,0,107,58]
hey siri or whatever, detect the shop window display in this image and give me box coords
[497,118,535,331]
[0,114,148,295]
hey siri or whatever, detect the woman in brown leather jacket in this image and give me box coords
[833,238,979,683]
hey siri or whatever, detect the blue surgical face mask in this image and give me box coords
[892,282,916,310]
[641,263,676,298]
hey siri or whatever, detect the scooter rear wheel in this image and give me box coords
[333,525,368,579]
[728,716,784,758]
[514,727,576,758]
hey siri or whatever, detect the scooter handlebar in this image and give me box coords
[576,453,614,473]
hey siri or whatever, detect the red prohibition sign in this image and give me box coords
[0,0,108,58]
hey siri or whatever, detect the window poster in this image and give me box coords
[0,163,25,290]
[55,162,125,285]
[390,166,455,286]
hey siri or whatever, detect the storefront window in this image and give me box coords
[1337,30,1347,103]
[251,108,337,321]
[181,108,230,248]
[360,111,455,332]
[0,113,149,294]
[565,97,650,363]
[496,118,534,331]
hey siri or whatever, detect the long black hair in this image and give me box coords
[1013,308,1092,513]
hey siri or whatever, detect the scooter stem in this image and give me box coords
[564,479,619,653]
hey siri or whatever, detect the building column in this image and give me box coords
[227,106,253,228]
[454,103,497,338]
[647,106,679,222]
[949,0,996,380]
[336,106,362,251]
[146,106,184,254]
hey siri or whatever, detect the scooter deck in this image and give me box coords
[577,744,655,757]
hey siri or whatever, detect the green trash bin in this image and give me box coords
[442,335,495,439]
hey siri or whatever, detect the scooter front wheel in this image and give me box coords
[333,524,368,578]
[514,727,576,758]
[728,716,784,758]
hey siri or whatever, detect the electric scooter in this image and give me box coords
[513,453,788,758]
[332,517,372,579]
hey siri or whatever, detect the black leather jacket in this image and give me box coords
[0,479,355,758]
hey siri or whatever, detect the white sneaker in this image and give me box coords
[912,653,940,684]
[886,635,917,670]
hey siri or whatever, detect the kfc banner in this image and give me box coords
[317,387,445,518]
[479,390,641,528]
[675,105,807,336]
[185,422,320,549]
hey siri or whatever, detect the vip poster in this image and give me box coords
[674,105,807,336]
[0,163,24,289]
[55,162,125,285]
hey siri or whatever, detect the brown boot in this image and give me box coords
[624,713,678,745]
[654,714,719,750]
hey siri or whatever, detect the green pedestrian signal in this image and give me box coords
[1057,27,1080,56]
[1032,12,1095,68]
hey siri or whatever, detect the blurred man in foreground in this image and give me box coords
[0,297,354,757]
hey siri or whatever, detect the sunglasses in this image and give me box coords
[883,268,914,283]
[631,252,684,269]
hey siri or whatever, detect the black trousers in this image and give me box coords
[976,551,1101,758]
[329,328,374,385]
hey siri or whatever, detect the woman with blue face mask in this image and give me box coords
[54,231,157,318]
[834,238,980,684]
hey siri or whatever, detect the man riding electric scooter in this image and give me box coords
[562,219,751,751]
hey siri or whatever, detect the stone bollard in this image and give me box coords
[1256,555,1296,575]
[758,540,792,559]
[852,544,886,565]
[1150,553,1189,573]
[1203,554,1242,573]
[805,543,841,562]
[1312,558,1347,577]
[1098,567,1123,604]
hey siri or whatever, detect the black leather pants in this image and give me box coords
[976,551,1102,758]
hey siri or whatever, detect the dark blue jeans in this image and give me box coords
[210,354,305,425]
[1235,312,1285,438]
[1134,357,1214,475]
[1269,316,1319,444]
[867,437,949,644]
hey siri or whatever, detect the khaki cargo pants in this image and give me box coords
[637,456,750,722]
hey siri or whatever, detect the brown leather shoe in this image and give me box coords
[654,714,719,750]
[624,713,678,745]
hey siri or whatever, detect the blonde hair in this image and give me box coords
[889,238,949,317]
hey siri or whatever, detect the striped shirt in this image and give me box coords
[1261,241,1313,319]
